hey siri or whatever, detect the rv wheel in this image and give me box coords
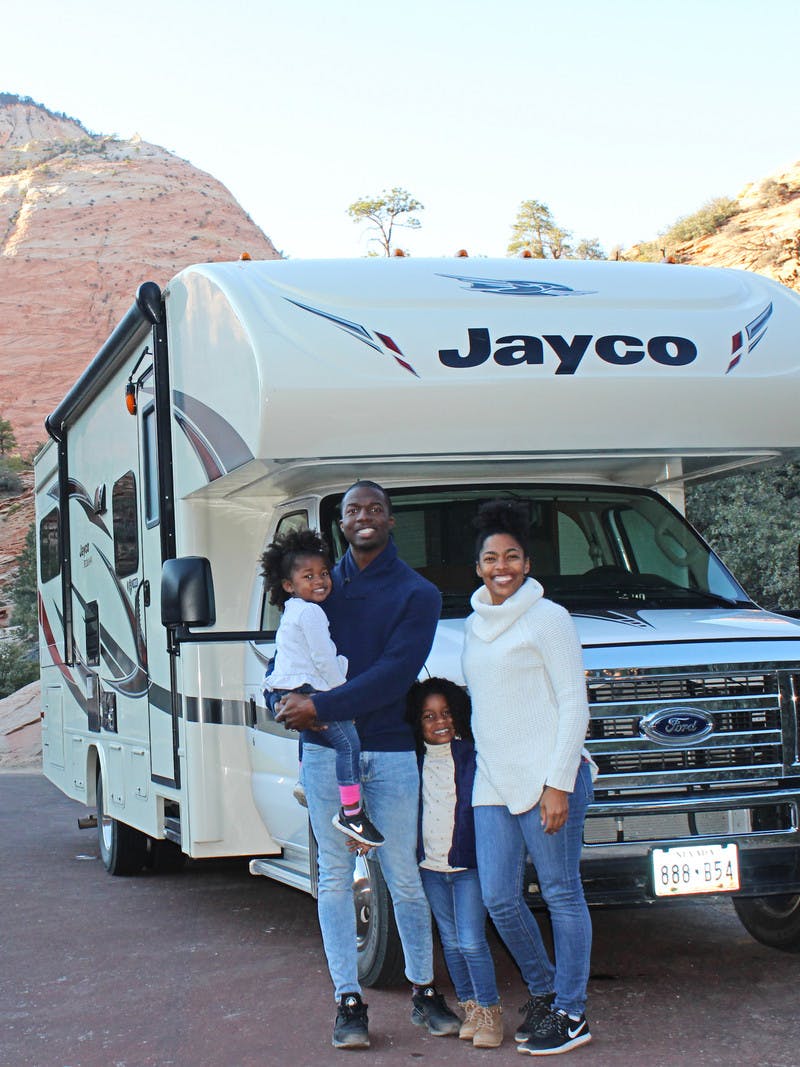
[96,772,149,876]
[354,852,405,987]
[145,837,187,874]
[733,894,800,953]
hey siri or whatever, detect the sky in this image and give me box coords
[3,0,799,260]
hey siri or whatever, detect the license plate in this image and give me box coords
[651,843,740,897]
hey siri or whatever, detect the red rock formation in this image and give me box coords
[0,96,280,452]
[0,95,281,617]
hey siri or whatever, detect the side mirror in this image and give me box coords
[161,557,216,627]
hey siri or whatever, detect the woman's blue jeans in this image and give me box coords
[420,866,499,1006]
[474,761,594,1018]
[302,742,433,999]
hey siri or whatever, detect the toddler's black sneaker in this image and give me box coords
[332,992,370,1049]
[332,808,385,847]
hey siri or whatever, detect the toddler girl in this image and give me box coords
[261,528,383,848]
[406,677,502,1048]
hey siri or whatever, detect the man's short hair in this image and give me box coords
[341,480,393,515]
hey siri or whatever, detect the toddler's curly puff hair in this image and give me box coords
[405,677,474,751]
[259,527,333,609]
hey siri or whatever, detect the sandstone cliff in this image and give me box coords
[0,95,280,613]
[624,159,800,290]
[0,95,280,452]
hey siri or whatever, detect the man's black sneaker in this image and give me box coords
[332,993,370,1049]
[332,808,385,848]
[517,1008,591,1056]
[515,992,555,1043]
[410,985,461,1036]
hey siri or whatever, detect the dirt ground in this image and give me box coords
[2,771,799,1067]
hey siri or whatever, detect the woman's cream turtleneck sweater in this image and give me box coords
[463,577,593,815]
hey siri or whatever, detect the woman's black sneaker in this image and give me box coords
[515,992,555,1042]
[410,985,461,1036]
[517,1007,591,1056]
[332,993,370,1049]
[332,808,385,847]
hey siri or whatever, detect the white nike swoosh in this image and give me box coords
[567,1022,586,1039]
[350,823,364,833]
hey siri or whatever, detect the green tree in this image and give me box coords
[347,187,424,256]
[507,201,605,260]
[0,523,39,699]
[685,461,800,611]
[662,196,739,245]
[10,524,38,646]
[507,200,567,258]
[0,639,38,699]
[573,237,605,261]
[0,416,17,455]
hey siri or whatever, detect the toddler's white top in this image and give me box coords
[266,597,348,692]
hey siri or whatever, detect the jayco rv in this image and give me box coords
[35,258,800,983]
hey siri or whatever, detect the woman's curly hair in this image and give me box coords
[473,498,531,559]
[259,528,333,609]
[405,677,473,751]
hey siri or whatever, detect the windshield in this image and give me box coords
[320,484,751,618]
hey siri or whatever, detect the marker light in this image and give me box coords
[125,382,137,415]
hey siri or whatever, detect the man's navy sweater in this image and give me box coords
[311,540,441,752]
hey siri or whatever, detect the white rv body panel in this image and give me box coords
[35,259,800,954]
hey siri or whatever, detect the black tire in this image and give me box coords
[96,772,149,876]
[145,838,187,874]
[733,894,800,953]
[354,853,405,987]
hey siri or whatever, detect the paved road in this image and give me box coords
[2,773,799,1067]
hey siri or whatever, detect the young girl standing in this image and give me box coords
[406,678,503,1048]
[261,528,383,848]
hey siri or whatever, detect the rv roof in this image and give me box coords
[163,258,800,488]
[46,258,800,492]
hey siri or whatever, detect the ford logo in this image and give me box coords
[639,707,714,747]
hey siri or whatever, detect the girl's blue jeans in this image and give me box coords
[267,686,360,786]
[420,866,499,1006]
[474,760,594,1018]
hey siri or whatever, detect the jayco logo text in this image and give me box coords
[438,328,698,374]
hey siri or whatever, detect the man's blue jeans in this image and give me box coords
[302,742,433,998]
[474,760,594,1018]
[420,866,499,1006]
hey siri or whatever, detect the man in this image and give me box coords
[276,480,460,1049]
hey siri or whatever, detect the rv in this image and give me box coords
[35,258,800,984]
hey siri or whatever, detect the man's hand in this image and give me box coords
[345,836,371,857]
[539,786,569,835]
[275,692,325,732]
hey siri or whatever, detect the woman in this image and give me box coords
[462,499,596,1057]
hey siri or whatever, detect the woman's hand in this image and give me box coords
[539,786,569,834]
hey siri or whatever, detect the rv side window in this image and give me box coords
[259,511,309,632]
[142,405,159,527]
[85,601,100,666]
[39,507,61,583]
[112,471,139,578]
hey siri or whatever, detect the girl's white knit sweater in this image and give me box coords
[463,577,592,815]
